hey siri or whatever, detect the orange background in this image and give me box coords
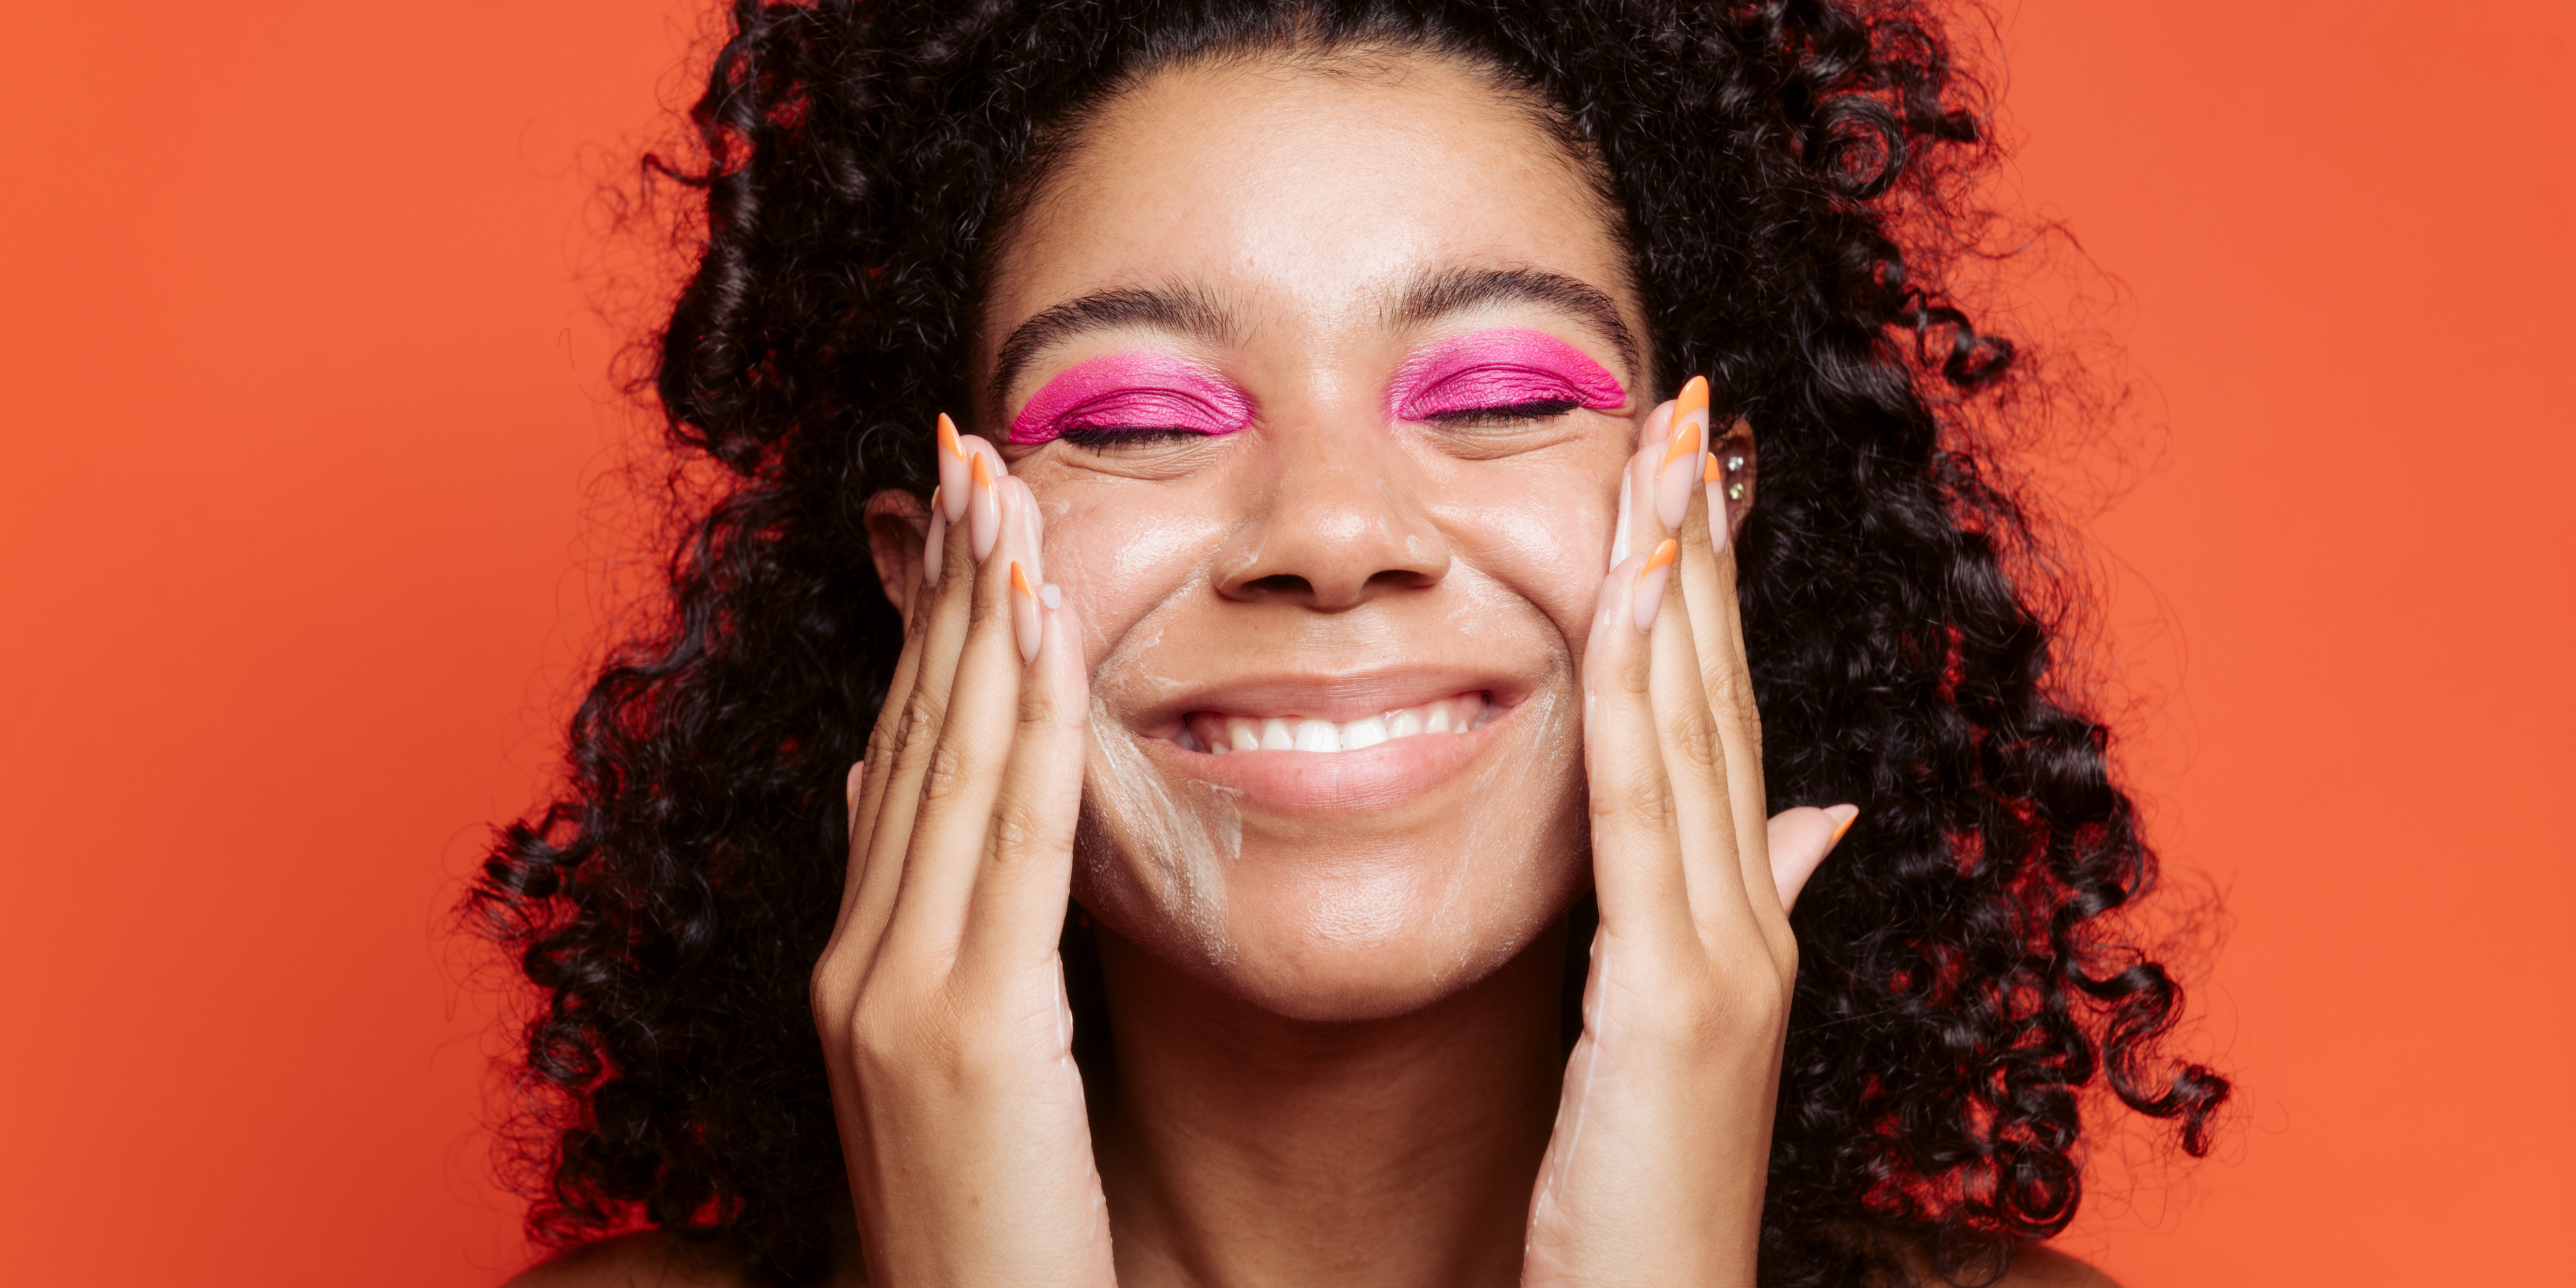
[1,3,2566,1284]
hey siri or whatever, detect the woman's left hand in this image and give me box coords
[1522,380,1856,1287]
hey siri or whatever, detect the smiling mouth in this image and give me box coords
[1176,692,1495,756]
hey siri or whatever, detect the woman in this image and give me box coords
[478,1,2227,1284]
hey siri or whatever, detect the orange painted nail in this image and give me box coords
[1830,814,1854,845]
[938,412,964,459]
[1661,416,1701,468]
[1704,452,1721,482]
[1011,560,1037,599]
[970,450,993,490]
[1642,538,1678,574]
[1674,374,1709,420]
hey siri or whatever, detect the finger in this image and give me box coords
[1636,515,1771,953]
[1652,376,1711,534]
[1582,548,1697,961]
[1764,804,1857,914]
[833,476,951,938]
[1670,402,1779,950]
[844,446,985,954]
[955,572,1089,984]
[877,463,1036,966]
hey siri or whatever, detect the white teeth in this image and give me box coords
[1342,715,1388,750]
[1184,694,1491,754]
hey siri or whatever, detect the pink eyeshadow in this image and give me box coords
[1387,328,1627,422]
[1007,351,1255,446]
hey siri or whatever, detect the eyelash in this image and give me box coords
[1420,398,1582,427]
[1054,396,1582,446]
[1056,426,1212,450]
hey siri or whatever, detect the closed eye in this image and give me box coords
[1056,426,1213,450]
[1420,398,1582,427]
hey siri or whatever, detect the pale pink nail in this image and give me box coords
[968,451,1002,560]
[1009,477,1045,587]
[1654,418,1701,532]
[1010,561,1043,664]
[1634,539,1677,633]
[935,414,970,524]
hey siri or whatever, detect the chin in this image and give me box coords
[1077,825,1586,1025]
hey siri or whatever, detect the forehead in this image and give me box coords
[983,52,1636,361]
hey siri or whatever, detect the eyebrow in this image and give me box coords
[987,265,1642,405]
[988,286,1237,407]
[1389,266,1641,384]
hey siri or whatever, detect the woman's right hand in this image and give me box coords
[810,423,1113,1287]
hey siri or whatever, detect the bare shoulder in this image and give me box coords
[1996,1242,2124,1287]
[504,1232,758,1288]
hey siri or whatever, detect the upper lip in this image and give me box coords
[1128,666,1524,733]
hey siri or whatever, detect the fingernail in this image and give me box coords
[936,414,970,523]
[923,494,947,586]
[1010,560,1043,663]
[968,450,1002,560]
[1657,376,1710,530]
[1826,803,1860,846]
[1634,538,1677,633]
[1012,477,1045,587]
[1655,417,1701,531]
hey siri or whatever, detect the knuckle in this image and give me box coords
[917,739,973,806]
[987,806,1039,858]
[847,981,927,1068]
[890,691,943,761]
[1589,767,1676,831]
[1667,703,1725,776]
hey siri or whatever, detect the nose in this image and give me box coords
[1213,431,1451,611]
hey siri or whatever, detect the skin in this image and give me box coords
[513,50,2116,1288]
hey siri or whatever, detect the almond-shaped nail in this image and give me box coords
[1826,803,1860,846]
[923,490,947,587]
[1010,476,1045,588]
[1656,377,1711,530]
[1634,538,1678,633]
[968,450,1002,560]
[936,413,970,523]
[1655,416,1702,532]
[1010,560,1044,663]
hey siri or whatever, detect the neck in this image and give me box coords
[1086,921,1567,1288]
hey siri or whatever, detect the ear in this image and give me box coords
[1714,417,1756,541]
[864,489,934,628]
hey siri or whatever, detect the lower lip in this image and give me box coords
[1134,703,1514,812]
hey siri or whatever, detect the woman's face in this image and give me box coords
[979,53,1649,1022]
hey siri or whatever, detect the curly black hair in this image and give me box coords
[468,1,2230,1284]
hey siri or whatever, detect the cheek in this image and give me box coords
[1033,485,1225,658]
[1432,463,1620,647]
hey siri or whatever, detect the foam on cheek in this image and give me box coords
[1389,328,1627,422]
[1078,696,1242,962]
[1008,352,1255,446]
[1421,681,1582,984]
[1075,614,1243,962]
